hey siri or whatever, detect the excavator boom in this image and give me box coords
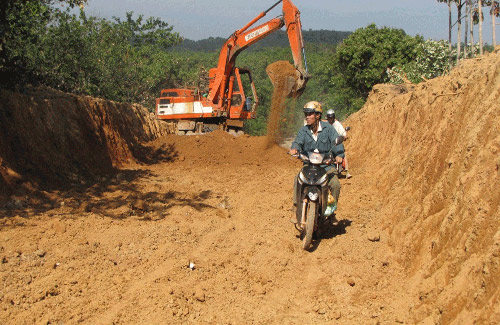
[209,0,309,104]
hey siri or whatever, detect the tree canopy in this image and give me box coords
[1,1,182,106]
[328,24,424,112]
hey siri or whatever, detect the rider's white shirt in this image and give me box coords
[332,120,346,137]
[310,122,322,141]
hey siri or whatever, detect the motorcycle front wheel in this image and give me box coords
[302,201,316,250]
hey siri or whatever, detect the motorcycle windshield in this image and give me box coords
[308,152,324,164]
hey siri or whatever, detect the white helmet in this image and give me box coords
[326,109,335,119]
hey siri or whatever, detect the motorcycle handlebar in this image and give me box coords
[290,152,340,165]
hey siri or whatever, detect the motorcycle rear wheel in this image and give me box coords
[302,201,316,250]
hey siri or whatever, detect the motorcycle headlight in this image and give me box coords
[308,191,319,201]
[307,187,321,201]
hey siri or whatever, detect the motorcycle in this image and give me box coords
[293,135,345,250]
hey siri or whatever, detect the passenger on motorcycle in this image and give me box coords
[289,101,345,219]
[326,109,351,179]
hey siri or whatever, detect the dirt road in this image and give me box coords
[0,131,412,324]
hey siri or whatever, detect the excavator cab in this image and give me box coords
[228,68,258,120]
[207,67,258,121]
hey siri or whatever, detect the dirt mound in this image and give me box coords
[151,130,289,167]
[0,86,174,196]
[346,47,500,323]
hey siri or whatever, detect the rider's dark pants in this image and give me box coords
[327,169,341,205]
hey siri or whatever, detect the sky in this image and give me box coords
[81,0,498,45]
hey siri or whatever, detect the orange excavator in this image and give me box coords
[155,0,309,134]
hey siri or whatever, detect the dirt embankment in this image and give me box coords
[346,47,500,323]
[0,86,174,196]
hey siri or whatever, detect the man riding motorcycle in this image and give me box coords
[289,101,345,222]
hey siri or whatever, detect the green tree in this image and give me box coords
[328,24,423,112]
[485,0,499,47]
[36,10,182,105]
[388,39,453,84]
[0,0,87,86]
[1,1,182,106]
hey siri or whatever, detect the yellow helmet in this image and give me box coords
[303,101,322,114]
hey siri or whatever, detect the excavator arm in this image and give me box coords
[209,0,309,105]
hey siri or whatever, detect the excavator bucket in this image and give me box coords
[266,61,309,98]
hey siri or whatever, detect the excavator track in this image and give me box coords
[170,120,244,136]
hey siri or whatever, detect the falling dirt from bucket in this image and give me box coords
[265,61,300,148]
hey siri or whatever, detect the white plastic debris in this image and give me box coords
[189,262,195,270]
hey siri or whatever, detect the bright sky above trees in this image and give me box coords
[80,0,497,44]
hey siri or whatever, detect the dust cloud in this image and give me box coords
[265,60,299,148]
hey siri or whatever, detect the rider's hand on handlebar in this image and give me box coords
[335,156,343,164]
[289,148,298,156]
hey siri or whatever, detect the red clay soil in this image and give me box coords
[1,49,500,324]
[346,46,500,323]
[0,86,173,196]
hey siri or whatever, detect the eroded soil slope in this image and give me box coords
[0,86,173,197]
[346,47,500,323]
[1,49,499,324]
